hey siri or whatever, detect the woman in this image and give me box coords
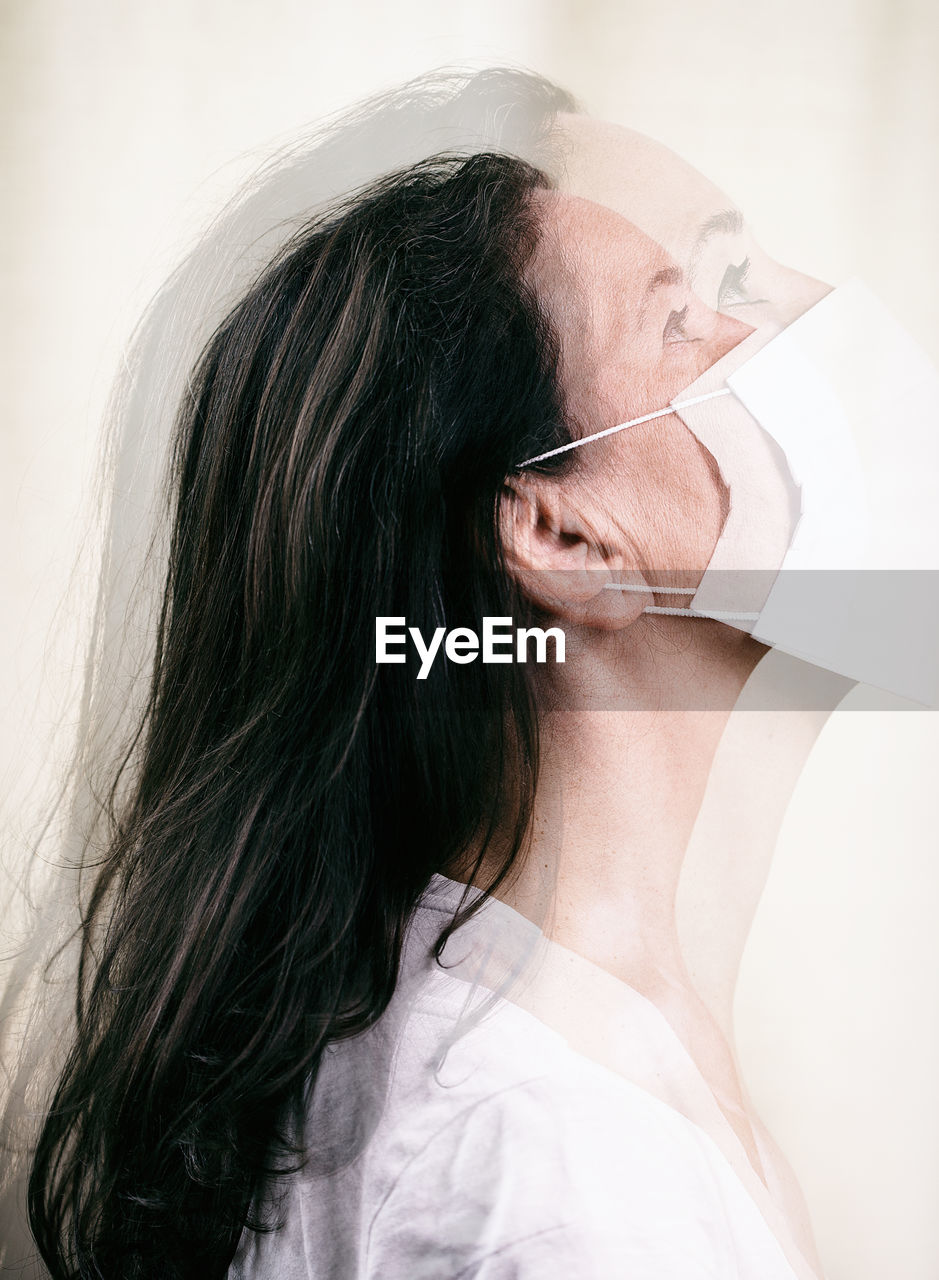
[10,66,877,1278]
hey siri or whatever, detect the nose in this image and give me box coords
[705,308,755,367]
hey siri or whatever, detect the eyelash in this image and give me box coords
[718,256,752,308]
[662,304,690,344]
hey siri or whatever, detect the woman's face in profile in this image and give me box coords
[552,113,831,328]
[526,114,830,581]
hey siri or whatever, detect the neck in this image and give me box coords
[485,616,853,1029]
[461,617,850,1277]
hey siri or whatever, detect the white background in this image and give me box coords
[1,2,937,1276]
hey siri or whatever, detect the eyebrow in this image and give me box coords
[689,207,745,276]
[635,265,684,329]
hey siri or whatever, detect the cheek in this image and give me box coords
[607,419,728,569]
[566,359,676,442]
[592,344,718,434]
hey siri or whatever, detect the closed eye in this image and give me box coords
[718,256,768,309]
[663,304,692,344]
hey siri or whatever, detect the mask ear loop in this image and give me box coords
[515,387,733,469]
[600,583,760,620]
[515,387,757,620]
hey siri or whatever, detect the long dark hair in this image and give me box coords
[26,126,577,1277]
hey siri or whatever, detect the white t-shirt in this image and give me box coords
[229,876,814,1279]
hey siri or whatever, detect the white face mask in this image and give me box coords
[518,280,939,706]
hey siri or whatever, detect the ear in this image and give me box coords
[498,475,649,630]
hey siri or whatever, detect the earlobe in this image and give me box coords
[498,477,647,630]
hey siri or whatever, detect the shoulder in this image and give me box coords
[362,985,743,1279]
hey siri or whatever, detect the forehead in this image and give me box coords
[531,192,672,292]
[548,114,735,269]
[528,191,677,361]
